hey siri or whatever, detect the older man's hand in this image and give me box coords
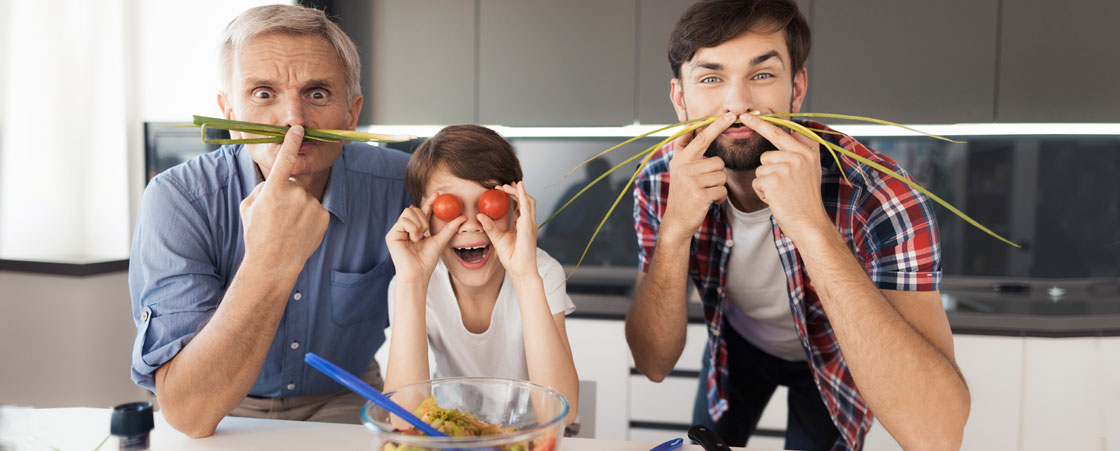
[239,125,331,276]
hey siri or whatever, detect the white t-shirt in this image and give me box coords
[722,202,806,362]
[387,248,576,380]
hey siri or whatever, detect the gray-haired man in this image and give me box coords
[128,5,410,437]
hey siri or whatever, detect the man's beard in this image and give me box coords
[703,132,777,171]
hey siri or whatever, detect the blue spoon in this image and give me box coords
[650,437,684,451]
[303,352,446,437]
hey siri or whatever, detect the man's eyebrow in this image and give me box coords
[689,61,724,74]
[688,50,783,74]
[751,50,782,67]
[241,78,337,89]
[243,77,273,88]
[304,79,336,89]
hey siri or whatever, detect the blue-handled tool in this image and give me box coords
[650,437,684,451]
[303,352,446,437]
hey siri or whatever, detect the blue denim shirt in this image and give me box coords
[129,142,411,397]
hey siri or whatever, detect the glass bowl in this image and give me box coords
[361,377,568,450]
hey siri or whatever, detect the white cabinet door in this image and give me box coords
[1100,337,1120,451]
[367,0,477,125]
[956,335,1026,451]
[478,0,637,126]
[1021,337,1103,451]
[566,318,631,440]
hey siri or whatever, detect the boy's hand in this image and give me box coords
[479,182,539,280]
[385,193,466,285]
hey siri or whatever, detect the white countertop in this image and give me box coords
[9,408,759,450]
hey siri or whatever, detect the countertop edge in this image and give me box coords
[567,294,1120,338]
[0,259,129,277]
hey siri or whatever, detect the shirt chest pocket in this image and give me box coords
[329,258,393,327]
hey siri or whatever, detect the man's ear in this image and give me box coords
[347,93,364,130]
[791,67,808,114]
[217,91,240,139]
[670,78,688,123]
[217,91,233,120]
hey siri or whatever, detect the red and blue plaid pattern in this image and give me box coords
[633,120,941,450]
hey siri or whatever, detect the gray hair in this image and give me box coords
[219,4,361,99]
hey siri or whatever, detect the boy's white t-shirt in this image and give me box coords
[387,248,576,380]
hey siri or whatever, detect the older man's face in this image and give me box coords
[221,33,362,181]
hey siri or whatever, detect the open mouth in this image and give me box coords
[453,244,491,266]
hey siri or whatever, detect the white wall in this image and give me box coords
[0,0,287,263]
[0,0,129,261]
[0,271,149,408]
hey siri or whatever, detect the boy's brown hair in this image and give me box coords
[669,0,811,79]
[405,125,523,206]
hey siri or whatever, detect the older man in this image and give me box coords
[128,5,410,437]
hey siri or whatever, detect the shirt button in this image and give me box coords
[140,311,149,321]
[726,240,735,247]
[293,292,302,301]
[290,341,300,350]
[287,383,296,391]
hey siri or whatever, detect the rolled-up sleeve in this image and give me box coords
[128,176,224,392]
[860,173,942,292]
[633,150,670,274]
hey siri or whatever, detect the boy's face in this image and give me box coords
[426,166,513,287]
[670,28,807,170]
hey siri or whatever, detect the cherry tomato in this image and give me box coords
[478,188,510,219]
[431,193,463,222]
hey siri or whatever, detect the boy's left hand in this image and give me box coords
[479,181,539,279]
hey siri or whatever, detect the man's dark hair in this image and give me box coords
[405,125,522,206]
[669,0,811,79]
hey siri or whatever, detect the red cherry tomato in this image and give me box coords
[478,188,510,219]
[431,193,463,222]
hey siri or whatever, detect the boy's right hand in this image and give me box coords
[385,193,466,285]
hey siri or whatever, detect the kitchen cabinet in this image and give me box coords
[635,0,688,125]
[956,335,1027,450]
[569,316,789,444]
[478,0,637,126]
[366,0,477,125]
[1103,337,1120,451]
[996,0,1120,122]
[566,318,632,440]
[356,1,1120,127]
[809,0,999,124]
[1020,337,1104,451]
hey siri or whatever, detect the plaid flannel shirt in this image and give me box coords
[632,120,941,450]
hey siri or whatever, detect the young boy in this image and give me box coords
[383,125,579,425]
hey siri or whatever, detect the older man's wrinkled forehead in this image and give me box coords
[228,33,346,94]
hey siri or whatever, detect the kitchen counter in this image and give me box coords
[566,272,1120,337]
[7,408,758,451]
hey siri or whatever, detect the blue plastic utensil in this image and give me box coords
[650,437,684,451]
[303,352,446,437]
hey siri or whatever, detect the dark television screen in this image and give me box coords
[143,122,229,182]
[142,123,1120,279]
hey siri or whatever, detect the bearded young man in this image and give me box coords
[625,1,969,449]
